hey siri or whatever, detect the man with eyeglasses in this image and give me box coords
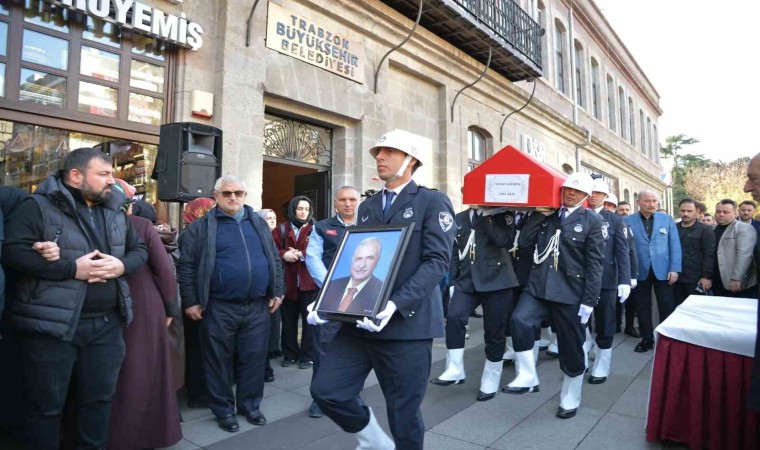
[177,175,284,433]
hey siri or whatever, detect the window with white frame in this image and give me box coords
[653,124,660,163]
[607,74,616,132]
[639,109,646,153]
[554,20,566,94]
[573,40,584,108]
[647,117,653,159]
[618,86,626,140]
[628,97,635,146]
[467,127,488,172]
[590,58,601,119]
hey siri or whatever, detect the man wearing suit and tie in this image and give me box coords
[626,190,682,353]
[430,202,519,403]
[308,129,456,450]
[320,237,385,315]
[502,173,605,419]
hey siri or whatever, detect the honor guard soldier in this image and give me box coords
[585,179,631,384]
[430,203,519,402]
[308,130,456,450]
[501,172,605,419]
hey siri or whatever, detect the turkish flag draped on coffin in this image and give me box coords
[463,145,568,208]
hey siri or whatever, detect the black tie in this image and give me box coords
[383,190,396,218]
[559,207,568,222]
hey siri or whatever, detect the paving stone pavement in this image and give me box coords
[163,312,688,450]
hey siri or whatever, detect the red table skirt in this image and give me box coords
[646,335,760,449]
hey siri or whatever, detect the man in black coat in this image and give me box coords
[502,172,605,419]
[3,148,148,450]
[586,180,631,385]
[430,204,518,403]
[177,175,284,432]
[674,198,714,306]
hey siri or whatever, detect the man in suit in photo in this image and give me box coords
[712,199,757,298]
[738,200,760,233]
[319,237,384,315]
[626,190,682,353]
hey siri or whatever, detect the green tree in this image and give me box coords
[660,135,709,213]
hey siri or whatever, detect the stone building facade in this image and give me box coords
[0,0,666,219]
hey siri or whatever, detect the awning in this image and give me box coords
[463,145,567,208]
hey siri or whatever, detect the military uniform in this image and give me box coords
[432,208,518,399]
[447,209,518,357]
[588,207,630,382]
[311,180,455,450]
[618,219,639,333]
[504,203,605,416]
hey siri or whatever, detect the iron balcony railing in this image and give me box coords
[380,0,543,81]
[454,0,543,68]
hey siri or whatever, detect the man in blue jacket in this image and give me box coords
[626,190,682,353]
[308,130,456,450]
[177,175,284,432]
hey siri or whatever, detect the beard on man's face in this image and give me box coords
[81,180,111,203]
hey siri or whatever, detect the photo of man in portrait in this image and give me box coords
[320,237,384,315]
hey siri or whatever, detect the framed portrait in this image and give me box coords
[315,223,415,322]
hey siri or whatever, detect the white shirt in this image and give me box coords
[382,180,412,210]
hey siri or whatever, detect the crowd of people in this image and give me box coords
[0,144,759,450]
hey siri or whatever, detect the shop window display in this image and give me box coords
[0,120,157,200]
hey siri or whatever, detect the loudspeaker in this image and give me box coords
[155,122,223,201]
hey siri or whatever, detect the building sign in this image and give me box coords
[266,2,365,84]
[520,133,547,163]
[485,174,530,204]
[47,0,204,50]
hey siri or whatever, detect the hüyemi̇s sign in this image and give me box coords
[266,2,365,84]
[46,0,204,51]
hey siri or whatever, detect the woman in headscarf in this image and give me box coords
[180,197,216,408]
[273,196,317,369]
[258,208,281,382]
[108,181,182,450]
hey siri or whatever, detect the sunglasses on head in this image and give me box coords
[219,190,246,198]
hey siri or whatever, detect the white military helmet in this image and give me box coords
[561,172,594,196]
[368,130,427,167]
[605,193,619,206]
[591,178,610,196]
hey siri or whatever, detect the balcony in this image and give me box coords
[380,0,543,82]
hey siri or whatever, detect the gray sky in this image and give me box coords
[593,0,757,163]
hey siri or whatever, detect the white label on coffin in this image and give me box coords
[484,174,530,204]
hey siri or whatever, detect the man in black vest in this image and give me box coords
[177,175,284,433]
[305,185,360,418]
[3,148,148,450]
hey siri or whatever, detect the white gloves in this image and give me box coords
[578,304,594,325]
[617,284,631,303]
[480,206,510,217]
[356,301,397,332]
[449,286,455,298]
[306,302,327,326]
[630,278,638,289]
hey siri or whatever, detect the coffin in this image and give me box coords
[463,145,567,208]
